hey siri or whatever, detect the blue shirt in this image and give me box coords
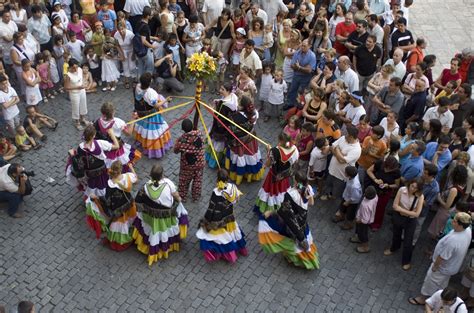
[291,49,316,78]
[399,136,415,166]
[423,142,452,172]
[342,175,363,204]
[97,9,117,32]
[421,179,440,217]
[401,155,424,180]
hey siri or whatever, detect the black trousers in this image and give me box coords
[390,212,417,265]
[356,223,369,243]
[340,203,359,221]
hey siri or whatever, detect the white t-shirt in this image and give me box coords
[268,80,288,105]
[343,104,366,126]
[380,117,400,141]
[308,147,327,173]
[123,0,149,16]
[240,50,263,77]
[0,20,18,64]
[335,68,359,93]
[425,290,467,313]
[328,136,362,181]
[384,59,406,80]
[0,86,20,120]
[0,164,18,193]
[66,40,85,63]
[114,29,134,53]
[423,106,454,130]
[108,172,137,189]
[433,228,472,276]
[202,0,225,26]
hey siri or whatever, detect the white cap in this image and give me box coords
[236,28,246,36]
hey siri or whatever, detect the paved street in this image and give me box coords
[0,1,473,312]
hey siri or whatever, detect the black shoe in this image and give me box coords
[52,122,59,131]
[40,135,47,142]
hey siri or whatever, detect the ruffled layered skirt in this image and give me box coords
[196,221,248,263]
[133,114,173,159]
[224,139,264,185]
[85,197,137,251]
[254,169,291,214]
[132,203,188,266]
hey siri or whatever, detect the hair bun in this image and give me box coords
[285,141,290,148]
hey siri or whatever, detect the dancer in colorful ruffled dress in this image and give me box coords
[94,102,141,170]
[196,169,248,263]
[260,172,319,270]
[255,132,299,214]
[133,73,173,159]
[133,164,188,266]
[205,83,238,168]
[66,125,120,197]
[85,161,138,251]
[225,96,264,185]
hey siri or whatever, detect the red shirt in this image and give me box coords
[334,22,356,56]
[436,68,461,95]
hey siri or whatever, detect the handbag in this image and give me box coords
[211,20,231,52]
[81,20,93,43]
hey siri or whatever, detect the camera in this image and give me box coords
[21,170,35,177]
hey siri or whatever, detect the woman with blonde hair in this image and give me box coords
[282,29,302,85]
[274,19,292,69]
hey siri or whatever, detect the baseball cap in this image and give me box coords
[236,28,246,36]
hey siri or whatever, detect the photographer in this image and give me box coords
[154,49,184,94]
[0,163,30,218]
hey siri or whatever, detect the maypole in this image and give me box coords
[185,52,217,130]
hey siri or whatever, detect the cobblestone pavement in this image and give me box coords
[1,2,473,312]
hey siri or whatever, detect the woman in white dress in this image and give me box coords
[9,0,27,27]
[64,59,89,130]
[283,29,302,85]
[114,21,135,89]
[182,15,205,58]
[21,59,42,106]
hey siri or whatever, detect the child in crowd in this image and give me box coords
[265,69,287,122]
[212,50,228,94]
[36,52,55,101]
[351,186,378,253]
[165,33,181,70]
[101,39,121,91]
[0,136,18,161]
[201,38,212,54]
[308,137,330,195]
[259,62,273,114]
[152,32,166,60]
[52,33,65,81]
[43,50,62,93]
[232,8,247,30]
[65,31,85,63]
[62,51,71,76]
[231,27,246,76]
[262,23,274,61]
[52,14,68,43]
[97,0,117,32]
[52,1,68,27]
[356,115,372,143]
[284,115,301,144]
[21,59,43,105]
[333,165,363,231]
[82,64,97,93]
[23,105,58,140]
[295,122,315,173]
[84,46,101,84]
[15,125,40,151]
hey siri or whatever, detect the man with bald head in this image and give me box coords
[384,48,406,80]
[334,55,359,93]
[284,39,316,110]
[399,79,427,133]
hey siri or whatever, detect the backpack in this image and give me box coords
[133,25,148,58]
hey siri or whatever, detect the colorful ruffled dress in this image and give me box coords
[224,110,264,185]
[66,140,114,197]
[196,182,247,263]
[259,187,319,270]
[94,116,141,170]
[133,85,173,159]
[254,145,299,213]
[132,178,188,266]
[205,94,238,169]
[85,172,138,251]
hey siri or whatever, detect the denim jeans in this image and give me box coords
[286,74,312,108]
[0,191,23,216]
[137,49,154,78]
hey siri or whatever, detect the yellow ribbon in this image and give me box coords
[198,100,272,148]
[127,100,194,125]
[196,102,221,169]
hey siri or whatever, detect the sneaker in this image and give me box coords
[356,246,370,253]
[383,248,393,256]
[110,87,116,91]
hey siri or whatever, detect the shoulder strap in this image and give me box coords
[454,301,466,313]
[217,20,231,40]
[13,44,29,61]
[409,196,418,211]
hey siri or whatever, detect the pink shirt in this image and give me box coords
[284,126,300,143]
[356,196,378,224]
[67,20,90,42]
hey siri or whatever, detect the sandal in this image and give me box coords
[408,297,425,306]
[75,123,84,131]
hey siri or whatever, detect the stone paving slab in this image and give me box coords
[1,1,473,311]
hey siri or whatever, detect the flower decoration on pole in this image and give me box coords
[186,52,217,129]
